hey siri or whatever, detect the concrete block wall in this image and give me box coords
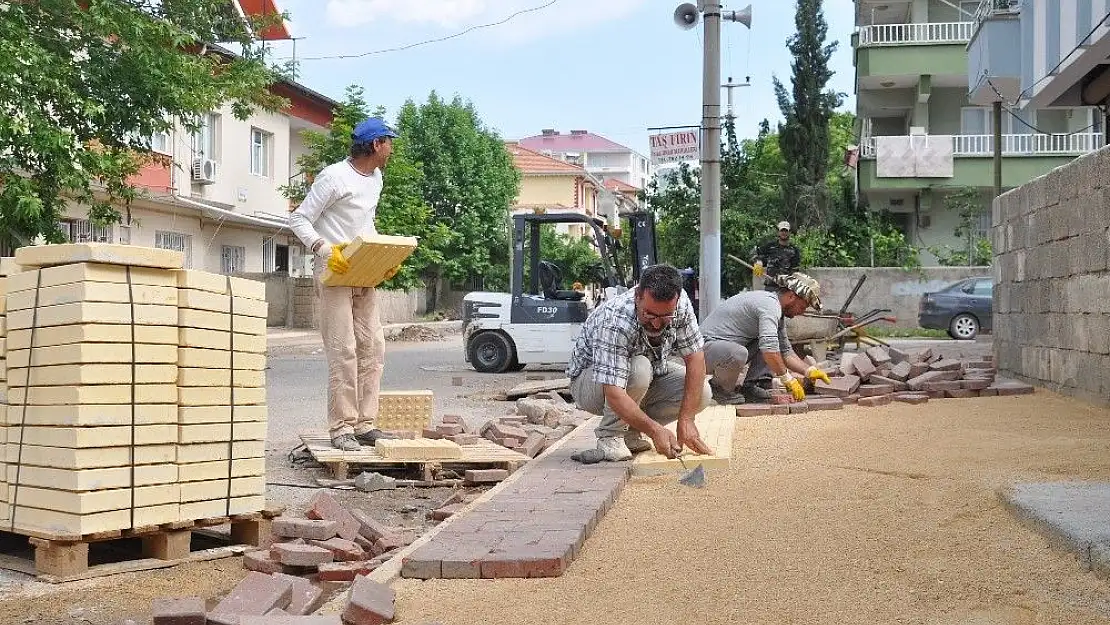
[992,144,1110,406]
[804,267,990,329]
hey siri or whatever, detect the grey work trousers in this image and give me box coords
[703,339,772,391]
[570,355,712,439]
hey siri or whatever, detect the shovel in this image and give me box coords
[675,451,707,488]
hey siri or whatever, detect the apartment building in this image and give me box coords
[853,0,1104,264]
[505,142,602,239]
[518,129,654,191]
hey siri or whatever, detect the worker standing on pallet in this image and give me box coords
[700,272,830,405]
[566,264,714,463]
[289,117,402,451]
[751,221,802,291]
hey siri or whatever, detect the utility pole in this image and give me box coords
[993,100,1002,199]
[675,2,750,319]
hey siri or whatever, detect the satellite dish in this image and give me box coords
[674,3,699,30]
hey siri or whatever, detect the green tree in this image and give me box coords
[0,0,284,247]
[280,86,445,290]
[396,93,521,302]
[927,187,992,266]
[773,0,844,229]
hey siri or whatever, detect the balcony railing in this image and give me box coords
[859,133,1105,158]
[857,22,974,46]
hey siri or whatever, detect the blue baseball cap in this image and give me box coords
[352,117,399,144]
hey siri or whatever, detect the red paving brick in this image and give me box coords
[208,572,294,625]
[465,469,509,484]
[152,596,206,625]
[350,510,394,542]
[271,573,324,615]
[271,543,334,567]
[343,576,396,625]
[305,491,361,541]
[858,394,893,407]
[894,393,929,405]
[271,518,338,541]
[815,374,860,397]
[243,550,284,574]
[400,423,629,580]
[317,560,378,582]
[857,384,894,397]
[806,397,843,411]
[735,404,774,417]
[307,537,365,562]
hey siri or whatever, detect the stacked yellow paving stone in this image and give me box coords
[0,258,17,523]
[0,244,268,537]
[174,270,268,521]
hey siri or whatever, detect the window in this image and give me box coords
[960,107,1035,135]
[190,113,220,161]
[60,218,110,243]
[972,279,993,296]
[249,128,272,177]
[155,230,193,268]
[149,128,171,155]
[976,210,991,240]
[221,245,246,274]
[262,238,276,273]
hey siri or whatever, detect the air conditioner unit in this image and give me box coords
[191,158,218,184]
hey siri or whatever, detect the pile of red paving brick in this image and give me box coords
[737,345,1034,417]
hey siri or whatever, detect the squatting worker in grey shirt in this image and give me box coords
[700,272,831,404]
[565,264,714,464]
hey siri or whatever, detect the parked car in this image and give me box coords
[918,277,993,340]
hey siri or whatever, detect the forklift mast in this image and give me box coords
[624,210,657,283]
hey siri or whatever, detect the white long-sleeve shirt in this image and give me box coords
[289,159,382,251]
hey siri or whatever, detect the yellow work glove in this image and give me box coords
[327,243,350,274]
[779,373,806,401]
[805,366,831,385]
[752,261,765,278]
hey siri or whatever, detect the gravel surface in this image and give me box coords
[391,391,1110,625]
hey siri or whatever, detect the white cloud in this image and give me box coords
[322,0,647,40]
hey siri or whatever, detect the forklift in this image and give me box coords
[462,210,657,373]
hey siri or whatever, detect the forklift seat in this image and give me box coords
[538,261,585,301]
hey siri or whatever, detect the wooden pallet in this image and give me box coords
[630,405,737,477]
[300,432,530,479]
[0,506,282,582]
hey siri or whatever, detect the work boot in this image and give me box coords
[623,432,653,454]
[740,383,772,403]
[709,379,746,405]
[596,436,633,461]
[331,433,360,452]
[354,429,399,446]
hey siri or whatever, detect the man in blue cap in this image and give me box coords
[289,117,402,451]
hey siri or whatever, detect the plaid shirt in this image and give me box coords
[566,289,703,388]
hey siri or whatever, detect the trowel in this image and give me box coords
[675,452,707,488]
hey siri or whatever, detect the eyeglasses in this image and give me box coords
[641,310,676,323]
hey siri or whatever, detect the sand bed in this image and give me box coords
[392,392,1110,624]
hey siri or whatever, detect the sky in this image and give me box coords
[265,0,859,156]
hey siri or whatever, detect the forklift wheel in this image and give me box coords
[468,331,516,373]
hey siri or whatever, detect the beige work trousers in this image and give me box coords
[314,259,385,438]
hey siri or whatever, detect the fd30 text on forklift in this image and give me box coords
[462,210,657,373]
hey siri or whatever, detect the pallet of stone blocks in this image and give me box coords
[0,243,269,543]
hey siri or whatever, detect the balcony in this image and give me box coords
[857,22,974,47]
[859,133,1104,158]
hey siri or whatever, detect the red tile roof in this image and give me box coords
[518,131,630,154]
[604,178,639,193]
[505,142,585,175]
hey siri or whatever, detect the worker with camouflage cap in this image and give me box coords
[699,271,829,404]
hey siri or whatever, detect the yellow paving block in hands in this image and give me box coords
[374,438,462,460]
[174,270,267,300]
[6,282,177,311]
[320,234,418,287]
[630,405,736,477]
[8,302,177,330]
[7,363,178,387]
[7,464,178,491]
[14,243,183,270]
[7,384,178,406]
[178,328,266,353]
[7,323,178,349]
[7,343,177,368]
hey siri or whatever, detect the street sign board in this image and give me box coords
[649,129,700,165]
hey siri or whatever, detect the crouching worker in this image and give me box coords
[700,272,830,405]
[566,264,713,463]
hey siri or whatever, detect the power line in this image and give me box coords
[292,0,561,62]
[1018,11,1110,101]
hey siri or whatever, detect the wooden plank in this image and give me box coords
[6,282,177,311]
[178,328,266,353]
[14,243,184,270]
[8,302,177,330]
[6,263,176,293]
[6,403,177,426]
[631,405,736,477]
[7,324,178,349]
[505,377,571,400]
[8,384,178,405]
[8,343,177,367]
[34,543,252,583]
[320,234,418,288]
[377,390,433,432]
[7,363,178,387]
[300,432,528,464]
[374,438,462,460]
